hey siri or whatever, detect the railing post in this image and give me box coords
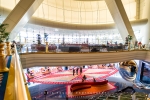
[26,44,29,53]
[0,43,9,72]
[128,42,131,51]
[45,42,49,53]
[5,42,11,55]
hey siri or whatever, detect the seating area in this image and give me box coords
[70,80,108,92]
[31,44,57,51]
[25,67,63,80]
[88,64,115,69]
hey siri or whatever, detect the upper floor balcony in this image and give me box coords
[19,43,150,68]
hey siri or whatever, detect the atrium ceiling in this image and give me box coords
[33,0,137,24]
[0,0,145,42]
[0,0,137,25]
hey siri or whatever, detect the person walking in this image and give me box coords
[76,67,79,75]
[73,68,75,76]
[80,67,82,75]
[93,77,96,82]
[82,75,87,82]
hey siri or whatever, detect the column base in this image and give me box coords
[0,67,9,72]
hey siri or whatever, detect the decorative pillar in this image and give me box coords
[128,42,131,51]
[105,0,137,42]
[5,42,11,55]
[26,46,29,53]
[0,43,9,72]
[44,38,45,44]
[45,42,49,53]
[25,38,26,44]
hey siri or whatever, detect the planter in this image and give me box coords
[5,42,11,55]
[0,43,9,72]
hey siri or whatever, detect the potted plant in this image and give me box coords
[127,35,132,51]
[0,24,10,72]
[0,24,9,43]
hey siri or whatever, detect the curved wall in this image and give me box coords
[1,7,147,30]
[20,51,149,68]
[28,17,148,30]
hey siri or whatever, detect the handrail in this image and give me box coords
[19,43,150,54]
[14,45,28,100]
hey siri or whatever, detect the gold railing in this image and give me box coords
[0,42,31,100]
[14,45,31,100]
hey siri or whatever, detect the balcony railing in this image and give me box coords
[18,43,150,54]
[13,45,31,100]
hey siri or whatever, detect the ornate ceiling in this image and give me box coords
[0,0,137,25]
[32,0,136,24]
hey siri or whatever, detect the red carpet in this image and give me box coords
[28,68,118,84]
[66,82,116,98]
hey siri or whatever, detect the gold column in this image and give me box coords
[5,42,11,55]
[0,43,9,72]
[45,42,49,53]
[128,42,131,51]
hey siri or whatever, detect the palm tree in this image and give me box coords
[0,24,9,43]
[128,35,132,42]
[127,35,132,50]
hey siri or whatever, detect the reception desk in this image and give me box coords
[70,80,108,92]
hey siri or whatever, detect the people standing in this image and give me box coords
[138,41,142,49]
[82,75,87,82]
[80,67,82,75]
[73,68,75,76]
[83,65,85,69]
[93,77,96,82]
[76,67,79,75]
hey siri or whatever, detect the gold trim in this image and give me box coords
[0,43,9,72]
[6,42,11,56]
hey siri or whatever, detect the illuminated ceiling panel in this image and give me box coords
[0,0,136,25]
[33,0,137,24]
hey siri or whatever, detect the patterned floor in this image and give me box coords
[29,68,118,84]
[67,83,116,98]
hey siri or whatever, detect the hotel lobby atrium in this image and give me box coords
[0,0,150,100]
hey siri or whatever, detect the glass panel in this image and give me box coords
[100,10,107,23]
[37,5,44,18]
[64,10,71,22]
[1,0,16,10]
[130,2,136,20]
[106,10,113,23]
[93,11,98,24]
[71,11,79,23]
[56,0,63,9]
[56,8,63,21]
[0,0,137,24]
[42,4,49,19]
[49,6,56,20]
[85,11,93,24]
[80,11,86,24]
